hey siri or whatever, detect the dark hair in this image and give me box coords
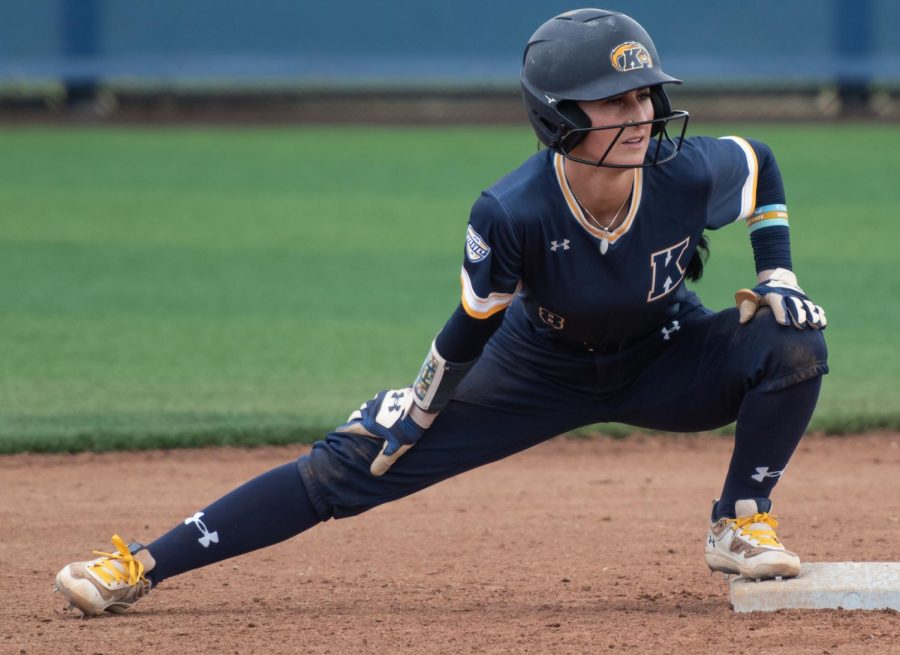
[685,234,709,281]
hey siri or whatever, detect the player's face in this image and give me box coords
[572,88,654,167]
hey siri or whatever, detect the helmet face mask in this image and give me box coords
[521,9,690,169]
[559,109,690,168]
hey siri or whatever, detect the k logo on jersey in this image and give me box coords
[647,237,690,302]
[610,41,653,72]
[465,224,491,263]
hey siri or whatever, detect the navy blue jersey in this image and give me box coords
[459,136,765,346]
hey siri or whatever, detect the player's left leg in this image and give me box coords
[609,306,828,579]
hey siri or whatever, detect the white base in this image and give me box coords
[730,562,900,612]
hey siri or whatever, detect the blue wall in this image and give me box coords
[1,1,898,87]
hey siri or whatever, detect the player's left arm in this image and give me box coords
[704,137,826,329]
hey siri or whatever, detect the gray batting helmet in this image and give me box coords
[521,8,688,167]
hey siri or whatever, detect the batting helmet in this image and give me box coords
[521,8,689,167]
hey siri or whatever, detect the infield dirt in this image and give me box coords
[2,433,898,654]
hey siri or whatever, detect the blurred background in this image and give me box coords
[1,1,898,453]
[1,0,899,121]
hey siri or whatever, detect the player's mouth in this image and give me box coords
[620,134,645,148]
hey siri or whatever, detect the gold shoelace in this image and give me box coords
[88,534,147,586]
[730,512,782,547]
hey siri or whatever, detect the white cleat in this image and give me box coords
[55,535,155,616]
[704,498,800,580]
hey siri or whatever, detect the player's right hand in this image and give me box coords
[337,388,435,476]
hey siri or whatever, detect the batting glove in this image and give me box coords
[735,268,827,330]
[337,388,436,476]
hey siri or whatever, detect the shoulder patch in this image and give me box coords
[465,224,491,263]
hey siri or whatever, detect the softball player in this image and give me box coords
[56,9,827,615]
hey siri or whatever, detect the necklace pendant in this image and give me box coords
[599,238,609,255]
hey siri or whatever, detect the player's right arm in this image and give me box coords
[340,191,523,475]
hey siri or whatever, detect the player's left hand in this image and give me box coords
[337,388,436,476]
[734,268,826,329]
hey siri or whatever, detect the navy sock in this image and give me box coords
[717,376,822,519]
[146,460,321,584]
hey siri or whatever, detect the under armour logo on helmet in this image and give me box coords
[184,511,219,548]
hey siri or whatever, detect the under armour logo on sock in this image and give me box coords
[184,511,219,548]
[751,466,785,482]
[660,320,680,341]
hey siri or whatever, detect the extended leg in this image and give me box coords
[55,333,599,614]
[147,462,319,583]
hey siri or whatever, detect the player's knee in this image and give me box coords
[771,324,827,368]
[297,431,383,521]
[754,320,828,389]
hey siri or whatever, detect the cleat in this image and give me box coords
[704,498,800,580]
[55,535,155,616]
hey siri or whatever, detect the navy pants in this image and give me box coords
[298,303,827,521]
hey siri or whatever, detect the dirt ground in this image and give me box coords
[2,433,898,655]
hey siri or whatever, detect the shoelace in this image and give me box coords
[730,512,782,547]
[88,534,147,586]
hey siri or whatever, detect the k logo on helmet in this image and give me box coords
[610,41,653,72]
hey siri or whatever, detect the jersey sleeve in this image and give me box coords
[459,191,522,319]
[702,136,762,230]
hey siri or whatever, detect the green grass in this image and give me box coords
[0,124,898,453]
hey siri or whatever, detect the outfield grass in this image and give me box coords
[0,124,897,453]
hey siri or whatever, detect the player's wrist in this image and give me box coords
[412,340,478,414]
[757,267,797,286]
[408,402,438,430]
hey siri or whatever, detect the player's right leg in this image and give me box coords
[55,460,319,615]
[55,326,599,615]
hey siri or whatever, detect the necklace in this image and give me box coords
[564,166,634,255]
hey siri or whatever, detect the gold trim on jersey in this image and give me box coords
[718,136,759,221]
[459,267,519,319]
[553,153,643,243]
